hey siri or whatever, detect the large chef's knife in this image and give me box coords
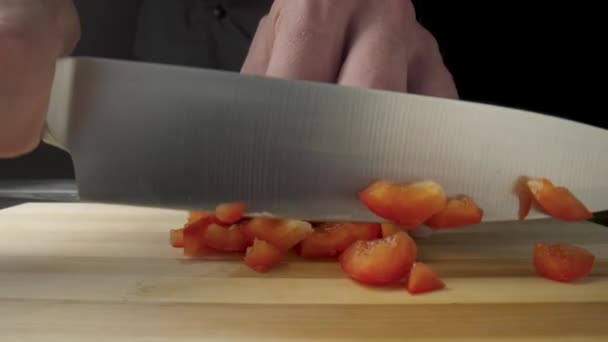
[37,57,608,222]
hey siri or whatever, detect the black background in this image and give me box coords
[415,2,604,127]
[1,1,605,180]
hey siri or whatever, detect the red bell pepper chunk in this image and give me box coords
[533,242,595,283]
[339,231,417,286]
[518,189,533,221]
[359,180,447,227]
[406,262,445,295]
[182,215,215,257]
[203,223,249,252]
[526,178,592,222]
[514,176,533,220]
[215,202,246,225]
[299,223,381,258]
[244,238,284,272]
[425,195,483,229]
[241,218,313,251]
[346,222,382,241]
[169,228,184,248]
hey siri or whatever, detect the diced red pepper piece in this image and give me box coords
[215,202,246,225]
[519,188,533,221]
[241,218,313,251]
[244,238,284,272]
[203,223,249,252]
[526,178,593,222]
[187,211,212,225]
[406,262,445,295]
[533,242,595,283]
[381,223,404,237]
[346,222,382,241]
[203,223,250,252]
[339,231,417,286]
[299,223,381,258]
[359,180,447,227]
[514,176,533,220]
[169,228,184,248]
[298,228,351,258]
[183,216,215,257]
[425,195,483,229]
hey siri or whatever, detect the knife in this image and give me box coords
[38,56,608,223]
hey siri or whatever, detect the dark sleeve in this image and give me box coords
[132,0,271,71]
[72,0,143,59]
[413,1,604,128]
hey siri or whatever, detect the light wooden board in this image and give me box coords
[1,203,607,341]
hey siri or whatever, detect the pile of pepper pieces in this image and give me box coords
[169,177,596,295]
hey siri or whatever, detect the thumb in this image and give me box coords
[0,0,79,157]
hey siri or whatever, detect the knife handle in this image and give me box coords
[41,57,75,152]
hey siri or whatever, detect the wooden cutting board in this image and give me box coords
[0,203,607,341]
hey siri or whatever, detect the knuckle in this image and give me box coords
[273,0,346,30]
[397,0,417,20]
[408,24,442,59]
[384,0,417,23]
[420,26,440,53]
[371,0,418,40]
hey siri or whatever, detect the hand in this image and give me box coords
[241,0,457,98]
[0,0,80,157]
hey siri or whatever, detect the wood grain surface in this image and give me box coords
[1,203,607,341]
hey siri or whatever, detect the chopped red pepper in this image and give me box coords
[241,218,313,251]
[172,174,598,294]
[215,202,246,225]
[425,195,483,229]
[169,228,184,248]
[339,231,417,286]
[299,223,380,258]
[244,238,284,272]
[359,180,447,227]
[517,181,534,221]
[344,222,382,241]
[526,178,593,222]
[533,242,595,283]
[203,223,249,252]
[406,262,445,295]
[182,215,215,257]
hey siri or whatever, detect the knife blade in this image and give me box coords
[42,57,608,223]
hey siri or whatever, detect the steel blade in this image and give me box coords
[46,57,608,222]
